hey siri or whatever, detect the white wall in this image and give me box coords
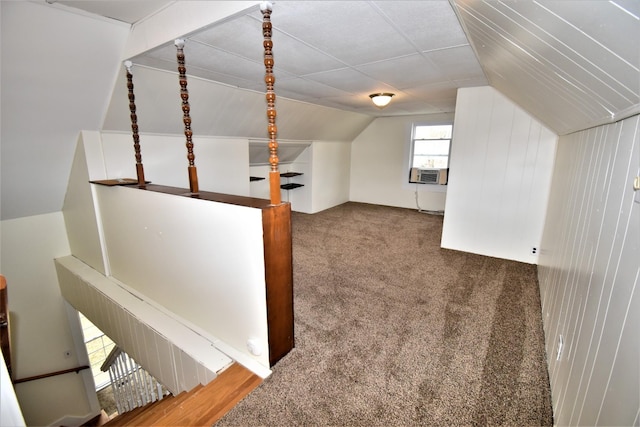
[0,349,25,426]
[311,141,351,213]
[538,114,639,426]
[62,132,274,375]
[281,148,312,213]
[95,186,271,373]
[250,141,352,214]
[441,86,557,263]
[0,1,129,220]
[63,133,108,275]
[100,132,251,196]
[0,213,98,426]
[350,114,453,211]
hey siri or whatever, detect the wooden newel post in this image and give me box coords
[124,61,146,188]
[175,39,199,195]
[262,2,281,205]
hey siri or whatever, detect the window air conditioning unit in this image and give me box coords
[410,168,448,185]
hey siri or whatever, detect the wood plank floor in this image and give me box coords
[101,363,261,426]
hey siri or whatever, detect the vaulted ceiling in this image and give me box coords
[2,1,638,220]
[456,0,639,134]
[62,0,639,135]
[127,1,486,117]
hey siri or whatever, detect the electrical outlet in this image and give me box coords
[531,246,538,255]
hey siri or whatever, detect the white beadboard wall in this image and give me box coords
[55,256,225,395]
[441,86,557,263]
[538,114,639,426]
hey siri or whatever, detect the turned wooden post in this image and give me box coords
[175,39,199,194]
[124,61,146,188]
[261,2,281,205]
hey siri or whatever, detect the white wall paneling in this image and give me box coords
[452,0,640,135]
[441,86,557,263]
[538,114,639,426]
[55,255,229,395]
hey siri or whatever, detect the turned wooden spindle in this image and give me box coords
[261,2,281,205]
[175,39,199,195]
[124,61,146,188]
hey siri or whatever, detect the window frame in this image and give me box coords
[408,122,453,185]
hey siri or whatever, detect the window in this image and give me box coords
[410,124,452,170]
[80,313,115,390]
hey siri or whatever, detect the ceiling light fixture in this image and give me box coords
[369,93,395,108]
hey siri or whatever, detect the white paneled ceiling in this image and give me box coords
[452,0,640,134]
[127,0,488,117]
[41,0,640,133]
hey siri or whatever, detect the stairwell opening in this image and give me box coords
[79,313,118,417]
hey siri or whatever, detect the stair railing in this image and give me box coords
[101,346,165,414]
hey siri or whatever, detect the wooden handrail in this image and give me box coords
[0,275,12,378]
[100,345,122,372]
[13,365,90,384]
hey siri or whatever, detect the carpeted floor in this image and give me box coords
[217,202,553,426]
[97,385,118,417]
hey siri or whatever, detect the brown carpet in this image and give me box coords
[217,202,553,426]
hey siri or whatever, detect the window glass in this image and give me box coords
[409,124,452,182]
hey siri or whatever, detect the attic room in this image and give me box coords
[1,1,638,426]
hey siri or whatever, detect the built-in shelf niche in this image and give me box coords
[248,141,310,166]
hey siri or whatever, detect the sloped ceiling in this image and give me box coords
[452,0,639,135]
[3,1,639,221]
[100,0,638,136]
[55,0,173,24]
[114,1,489,120]
[0,1,131,220]
[102,66,373,142]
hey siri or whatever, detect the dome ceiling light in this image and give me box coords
[369,93,395,108]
